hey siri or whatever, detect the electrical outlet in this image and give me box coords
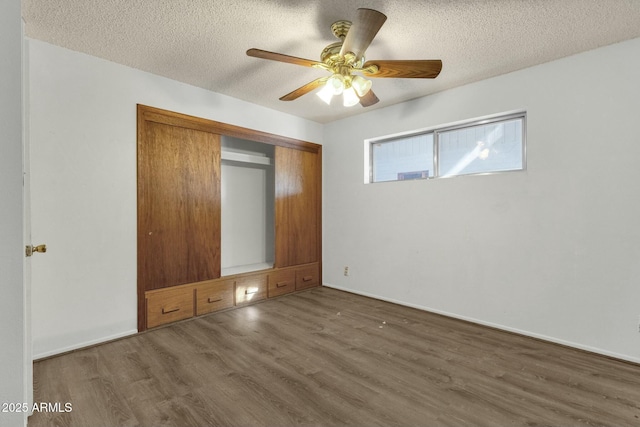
[344,266,349,276]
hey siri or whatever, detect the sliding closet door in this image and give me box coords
[274,146,320,267]
[138,120,221,292]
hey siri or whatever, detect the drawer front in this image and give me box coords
[296,263,320,290]
[195,279,234,316]
[146,286,194,329]
[268,268,296,298]
[235,273,267,305]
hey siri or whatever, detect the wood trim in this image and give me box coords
[316,146,323,287]
[138,104,320,153]
[137,108,147,332]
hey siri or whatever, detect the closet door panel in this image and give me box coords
[275,147,319,267]
[138,122,221,292]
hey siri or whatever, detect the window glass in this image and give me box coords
[372,133,434,182]
[438,118,523,177]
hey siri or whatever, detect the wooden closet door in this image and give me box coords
[138,121,221,292]
[274,146,320,267]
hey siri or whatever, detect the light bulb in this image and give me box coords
[343,86,359,107]
[327,74,345,95]
[316,83,334,105]
[351,75,372,97]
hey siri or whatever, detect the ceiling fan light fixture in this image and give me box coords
[352,75,372,97]
[343,86,360,107]
[327,73,345,95]
[316,83,334,105]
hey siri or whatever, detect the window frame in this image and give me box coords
[368,112,526,183]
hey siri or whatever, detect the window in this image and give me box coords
[369,113,525,183]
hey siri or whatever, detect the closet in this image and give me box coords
[137,105,321,331]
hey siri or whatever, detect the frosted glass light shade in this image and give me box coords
[352,75,372,97]
[316,83,334,105]
[343,86,359,107]
[327,74,345,95]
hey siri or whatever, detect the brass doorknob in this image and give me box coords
[25,244,47,257]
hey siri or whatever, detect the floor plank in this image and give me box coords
[29,287,640,426]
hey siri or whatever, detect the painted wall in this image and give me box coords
[0,0,27,426]
[28,40,323,358]
[323,37,640,362]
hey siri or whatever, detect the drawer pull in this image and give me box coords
[207,297,222,303]
[276,281,289,288]
[161,307,180,315]
[302,275,313,282]
[245,288,258,295]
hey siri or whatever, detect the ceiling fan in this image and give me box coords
[246,8,442,108]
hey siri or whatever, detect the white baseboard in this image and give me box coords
[323,283,640,365]
[33,329,138,360]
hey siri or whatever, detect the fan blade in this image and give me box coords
[280,77,329,101]
[247,48,325,69]
[363,60,442,78]
[339,8,387,60]
[359,90,379,107]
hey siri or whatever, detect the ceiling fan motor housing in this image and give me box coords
[331,20,351,40]
[320,41,344,63]
[321,20,366,71]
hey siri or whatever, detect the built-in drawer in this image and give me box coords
[268,268,296,298]
[195,279,235,316]
[235,273,267,306]
[146,285,194,329]
[296,263,320,290]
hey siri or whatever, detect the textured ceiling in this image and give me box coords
[22,0,640,123]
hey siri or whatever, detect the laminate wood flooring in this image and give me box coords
[29,287,640,426]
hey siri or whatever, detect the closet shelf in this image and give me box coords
[221,262,274,277]
[221,150,272,166]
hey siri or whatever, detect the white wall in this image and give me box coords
[323,37,640,363]
[0,0,27,426]
[29,40,323,358]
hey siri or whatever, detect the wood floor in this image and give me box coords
[29,287,640,426]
